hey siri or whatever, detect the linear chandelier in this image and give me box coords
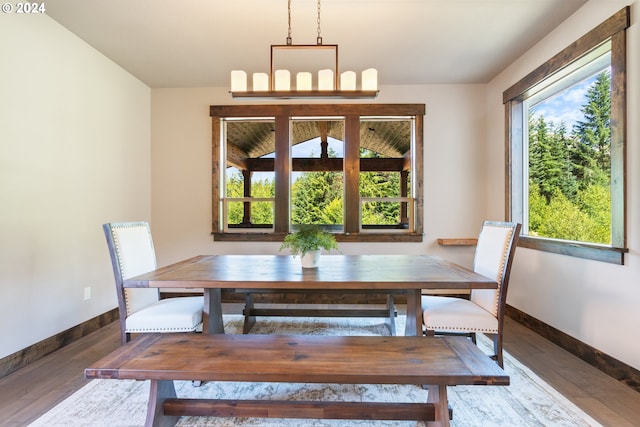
[230,0,379,99]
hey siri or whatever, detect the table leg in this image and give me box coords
[386,294,396,336]
[426,384,451,427]
[243,293,257,334]
[404,289,422,336]
[203,288,224,334]
[145,380,179,427]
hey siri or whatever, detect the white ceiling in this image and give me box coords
[45,0,588,88]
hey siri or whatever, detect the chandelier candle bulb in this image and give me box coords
[230,70,247,92]
[275,70,291,91]
[296,72,312,91]
[362,68,378,91]
[253,72,269,91]
[340,71,356,90]
[318,69,333,90]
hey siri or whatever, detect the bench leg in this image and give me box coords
[243,293,257,334]
[146,380,179,427]
[426,385,450,427]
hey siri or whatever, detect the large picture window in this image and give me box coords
[210,104,425,242]
[504,7,629,264]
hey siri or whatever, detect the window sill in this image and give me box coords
[213,232,423,243]
[518,236,627,265]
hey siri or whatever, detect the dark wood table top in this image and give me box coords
[123,254,496,291]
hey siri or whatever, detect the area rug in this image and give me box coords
[29,315,602,427]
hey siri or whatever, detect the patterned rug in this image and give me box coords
[29,315,602,427]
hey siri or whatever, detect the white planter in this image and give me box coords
[300,250,321,268]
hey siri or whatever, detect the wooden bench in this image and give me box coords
[85,333,509,427]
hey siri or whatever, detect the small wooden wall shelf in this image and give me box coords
[437,238,478,246]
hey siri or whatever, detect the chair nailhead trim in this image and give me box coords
[127,326,201,332]
[426,326,498,333]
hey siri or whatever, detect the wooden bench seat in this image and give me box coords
[85,333,509,427]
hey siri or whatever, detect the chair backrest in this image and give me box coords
[103,222,160,321]
[470,221,521,318]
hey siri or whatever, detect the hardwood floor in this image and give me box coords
[1,307,639,427]
[0,321,121,426]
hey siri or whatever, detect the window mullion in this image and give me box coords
[274,115,290,233]
[212,116,222,233]
[343,115,360,234]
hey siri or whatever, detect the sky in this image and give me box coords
[530,74,597,130]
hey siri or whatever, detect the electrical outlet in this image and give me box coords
[84,287,91,300]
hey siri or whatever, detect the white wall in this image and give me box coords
[150,85,489,271]
[486,0,640,370]
[0,15,151,358]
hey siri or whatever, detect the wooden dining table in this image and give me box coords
[123,254,497,336]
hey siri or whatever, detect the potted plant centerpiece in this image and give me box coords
[279,224,338,268]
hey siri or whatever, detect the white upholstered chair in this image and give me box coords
[422,221,521,367]
[103,222,203,344]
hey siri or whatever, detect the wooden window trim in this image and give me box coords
[502,7,629,103]
[504,7,630,264]
[210,104,425,243]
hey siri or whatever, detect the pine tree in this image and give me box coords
[291,170,343,225]
[359,148,402,225]
[528,115,576,202]
[572,71,611,189]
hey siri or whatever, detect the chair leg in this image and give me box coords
[484,333,504,368]
[494,334,504,368]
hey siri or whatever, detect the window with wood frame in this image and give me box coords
[210,104,425,242]
[504,7,629,264]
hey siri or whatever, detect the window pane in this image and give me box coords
[290,119,344,231]
[526,65,611,244]
[224,119,275,230]
[224,169,275,228]
[360,118,413,230]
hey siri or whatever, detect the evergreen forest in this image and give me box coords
[528,70,611,244]
[225,149,404,227]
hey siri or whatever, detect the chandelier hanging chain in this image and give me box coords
[316,0,322,45]
[286,0,292,45]
[287,0,322,45]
